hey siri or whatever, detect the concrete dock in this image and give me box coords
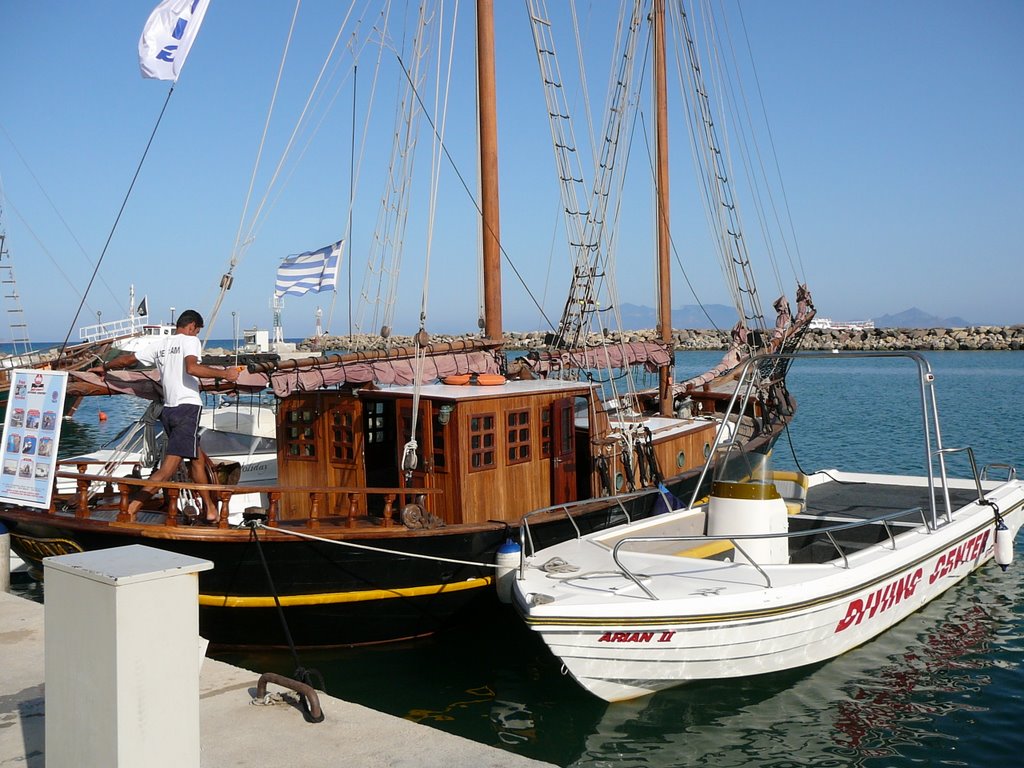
[0,591,556,767]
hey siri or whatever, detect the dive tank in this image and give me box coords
[995,517,1013,571]
[495,538,522,603]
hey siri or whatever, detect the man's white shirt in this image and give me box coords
[135,333,203,407]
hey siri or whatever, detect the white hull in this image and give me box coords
[515,471,1024,701]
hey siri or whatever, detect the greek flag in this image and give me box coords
[139,0,210,81]
[275,240,344,298]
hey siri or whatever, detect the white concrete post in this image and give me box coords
[0,522,9,593]
[44,545,213,768]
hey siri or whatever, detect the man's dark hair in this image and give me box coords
[176,309,204,329]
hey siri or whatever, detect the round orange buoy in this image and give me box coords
[98,411,108,421]
[443,374,471,386]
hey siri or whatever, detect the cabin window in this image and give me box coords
[329,407,356,465]
[558,403,573,454]
[365,402,388,445]
[469,413,496,471]
[432,407,449,472]
[539,408,552,458]
[284,407,316,459]
[506,409,531,464]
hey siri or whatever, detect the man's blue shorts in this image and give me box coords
[160,404,202,459]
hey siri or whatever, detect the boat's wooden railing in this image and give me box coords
[52,466,442,531]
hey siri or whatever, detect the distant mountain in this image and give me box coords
[872,308,970,329]
[619,302,738,330]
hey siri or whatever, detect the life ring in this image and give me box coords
[475,373,506,386]
[442,373,506,386]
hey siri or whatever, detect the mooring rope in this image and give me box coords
[260,523,502,570]
[245,521,325,720]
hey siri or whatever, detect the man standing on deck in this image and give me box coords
[89,309,239,522]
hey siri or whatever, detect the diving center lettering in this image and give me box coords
[835,529,991,633]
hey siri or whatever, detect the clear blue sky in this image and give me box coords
[1,0,1021,344]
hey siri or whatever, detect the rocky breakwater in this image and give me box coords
[799,325,1023,351]
[299,326,1023,353]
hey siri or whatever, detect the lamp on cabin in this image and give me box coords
[438,404,455,425]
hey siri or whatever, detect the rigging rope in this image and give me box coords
[392,55,558,333]
[206,1,301,346]
[0,129,120,310]
[733,0,807,285]
[208,0,366,343]
[58,85,176,358]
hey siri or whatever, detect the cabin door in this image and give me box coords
[323,396,364,494]
[551,397,577,504]
[362,398,398,518]
[277,392,322,519]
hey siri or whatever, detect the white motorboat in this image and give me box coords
[513,351,1024,702]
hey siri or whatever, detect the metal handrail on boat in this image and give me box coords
[609,505,931,597]
[518,489,647,564]
[981,463,1017,482]
[936,445,989,523]
[706,350,963,530]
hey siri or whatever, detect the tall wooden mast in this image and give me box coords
[477,0,503,341]
[654,0,673,416]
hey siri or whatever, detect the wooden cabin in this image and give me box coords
[274,378,724,525]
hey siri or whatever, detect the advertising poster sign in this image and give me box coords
[0,369,67,509]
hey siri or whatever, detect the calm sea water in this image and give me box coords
[14,349,1024,766]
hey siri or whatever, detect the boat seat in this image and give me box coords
[672,540,734,559]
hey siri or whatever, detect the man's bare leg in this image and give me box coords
[189,450,219,523]
[127,454,184,517]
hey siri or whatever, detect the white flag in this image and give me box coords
[138,0,211,81]
[275,241,344,298]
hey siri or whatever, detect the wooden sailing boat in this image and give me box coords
[1,1,812,647]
